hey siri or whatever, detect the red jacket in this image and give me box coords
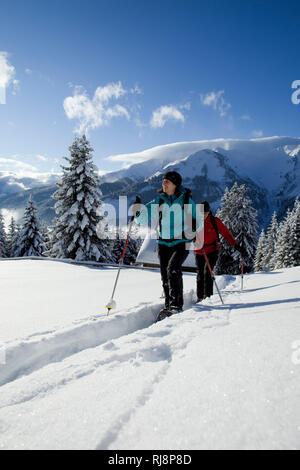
[195,215,237,255]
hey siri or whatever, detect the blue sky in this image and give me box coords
[0,0,300,176]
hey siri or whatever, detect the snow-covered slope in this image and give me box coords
[0,259,299,450]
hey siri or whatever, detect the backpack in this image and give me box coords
[202,212,220,250]
[209,213,220,243]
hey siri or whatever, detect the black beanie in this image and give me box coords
[200,201,211,213]
[163,171,182,188]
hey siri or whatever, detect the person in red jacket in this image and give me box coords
[194,201,246,302]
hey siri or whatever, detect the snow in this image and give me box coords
[104,136,300,191]
[0,259,299,450]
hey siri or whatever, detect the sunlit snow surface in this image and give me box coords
[0,259,299,450]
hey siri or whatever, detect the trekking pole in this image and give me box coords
[105,215,135,315]
[241,258,244,291]
[202,248,224,305]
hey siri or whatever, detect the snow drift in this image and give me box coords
[0,259,299,450]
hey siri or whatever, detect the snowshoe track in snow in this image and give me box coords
[0,290,195,387]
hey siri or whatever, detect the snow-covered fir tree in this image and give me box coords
[263,212,279,270]
[0,212,7,257]
[289,199,300,267]
[127,225,143,264]
[273,207,291,269]
[51,135,111,261]
[275,199,300,269]
[40,221,51,254]
[254,229,267,272]
[215,182,258,274]
[111,231,123,263]
[14,196,46,257]
[108,223,142,265]
[6,216,18,257]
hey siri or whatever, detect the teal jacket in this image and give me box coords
[135,186,203,247]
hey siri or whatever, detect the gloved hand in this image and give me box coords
[235,244,247,258]
[133,195,142,217]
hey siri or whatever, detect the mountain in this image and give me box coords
[0,171,58,197]
[0,136,299,227]
[101,136,300,226]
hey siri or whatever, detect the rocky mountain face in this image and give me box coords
[0,137,299,228]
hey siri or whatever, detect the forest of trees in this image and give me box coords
[0,136,142,264]
[0,135,299,273]
[254,199,300,271]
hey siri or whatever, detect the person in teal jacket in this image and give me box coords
[135,171,203,320]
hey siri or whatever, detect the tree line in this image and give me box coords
[0,135,142,264]
[0,135,299,273]
[254,200,300,272]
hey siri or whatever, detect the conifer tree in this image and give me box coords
[270,200,300,269]
[289,199,300,267]
[274,209,291,269]
[110,224,142,265]
[263,212,279,270]
[254,229,267,272]
[215,183,258,274]
[51,135,110,261]
[111,231,123,263]
[6,216,18,257]
[40,221,51,254]
[0,212,7,257]
[14,196,45,257]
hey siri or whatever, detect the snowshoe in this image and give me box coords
[166,306,183,316]
[156,307,172,322]
[156,306,183,322]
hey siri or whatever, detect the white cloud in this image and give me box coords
[63,81,133,134]
[150,105,185,128]
[179,102,191,111]
[25,68,32,75]
[0,52,17,103]
[11,79,20,95]
[200,90,231,117]
[252,129,264,138]
[93,81,126,104]
[36,154,48,162]
[0,52,15,88]
[241,113,251,120]
[0,157,37,172]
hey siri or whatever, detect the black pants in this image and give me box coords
[158,243,189,309]
[195,251,219,300]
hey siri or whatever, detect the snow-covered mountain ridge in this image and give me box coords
[101,136,300,226]
[0,136,299,226]
[103,136,300,191]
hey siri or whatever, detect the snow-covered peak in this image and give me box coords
[103,136,300,192]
